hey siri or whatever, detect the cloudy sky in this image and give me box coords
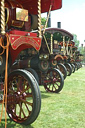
[41,0,85,46]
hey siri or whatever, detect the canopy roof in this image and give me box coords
[44,28,73,41]
[16,0,62,14]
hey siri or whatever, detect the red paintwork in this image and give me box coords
[5,0,62,63]
[8,30,41,63]
[9,30,37,37]
[63,56,68,60]
[5,0,62,30]
[9,35,41,50]
[16,0,62,14]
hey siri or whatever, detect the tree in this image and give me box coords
[79,46,85,63]
[73,34,80,48]
[41,17,46,25]
[73,34,85,62]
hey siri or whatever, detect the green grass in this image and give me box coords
[0,66,85,128]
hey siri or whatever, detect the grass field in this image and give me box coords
[0,66,85,128]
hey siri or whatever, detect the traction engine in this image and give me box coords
[0,0,62,127]
[0,0,41,126]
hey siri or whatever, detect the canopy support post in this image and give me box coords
[66,39,70,55]
[43,35,51,54]
[70,44,73,57]
[50,34,53,54]
[38,0,41,38]
[63,36,66,55]
[1,0,5,35]
[43,5,52,35]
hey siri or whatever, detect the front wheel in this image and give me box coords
[7,69,41,125]
[43,68,64,93]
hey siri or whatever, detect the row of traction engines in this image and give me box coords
[13,27,82,94]
[0,0,82,126]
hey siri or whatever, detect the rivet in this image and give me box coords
[12,37,14,40]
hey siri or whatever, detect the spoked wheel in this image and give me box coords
[71,63,75,73]
[7,69,41,125]
[57,63,67,79]
[26,68,39,84]
[43,68,64,93]
[64,63,72,76]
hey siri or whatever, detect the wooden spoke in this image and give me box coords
[24,102,31,115]
[21,100,33,106]
[44,69,64,93]
[25,93,32,98]
[19,103,26,118]
[7,69,41,124]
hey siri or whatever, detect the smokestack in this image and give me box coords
[81,44,83,48]
[47,12,51,27]
[57,22,61,28]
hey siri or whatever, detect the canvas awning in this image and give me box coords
[16,0,62,14]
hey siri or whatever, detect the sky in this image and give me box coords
[41,0,85,46]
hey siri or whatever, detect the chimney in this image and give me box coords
[47,12,51,27]
[57,22,61,28]
[81,44,83,48]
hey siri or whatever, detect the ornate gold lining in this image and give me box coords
[12,20,24,28]
[5,7,9,24]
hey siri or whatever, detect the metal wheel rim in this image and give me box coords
[7,74,33,123]
[44,69,62,92]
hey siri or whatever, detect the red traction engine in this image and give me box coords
[0,0,41,126]
[0,0,62,126]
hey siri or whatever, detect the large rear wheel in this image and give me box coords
[26,68,39,84]
[7,69,41,125]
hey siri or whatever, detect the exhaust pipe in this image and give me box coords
[57,22,61,28]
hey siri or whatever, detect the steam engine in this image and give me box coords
[0,0,39,75]
[0,0,50,75]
